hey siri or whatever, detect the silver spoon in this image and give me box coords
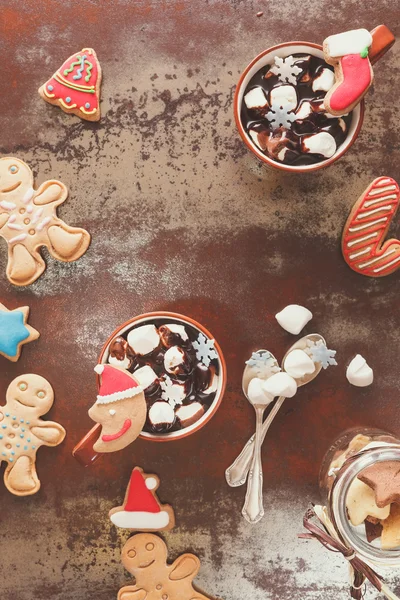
[226,334,325,491]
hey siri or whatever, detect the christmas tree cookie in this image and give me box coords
[39,48,102,121]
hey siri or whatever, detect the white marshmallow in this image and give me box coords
[176,402,205,427]
[109,355,131,369]
[325,29,372,58]
[338,117,346,131]
[127,324,160,355]
[247,377,274,405]
[164,346,185,373]
[283,349,315,379]
[277,147,289,162]
[204,373,219,395]
[164,323,188,341]
[132,365,158,389]
[295,101,312,120]
[312,68,335,92]
[303,132,336,158]
[270,85,297,111]
[244,87,268,111]
[275,304,313,335]
[346,355,373,387]
[262,372,297,398]
[149,401,175,425]
[248,127,268,151]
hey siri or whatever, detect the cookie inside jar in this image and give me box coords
[104,317,221,436]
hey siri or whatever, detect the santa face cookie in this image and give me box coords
[0,303,39,361]
[39,48,102,121]
[88,365,147,453]
[109,467,175,531]
[0,157,91,286]
[0,374,66,496]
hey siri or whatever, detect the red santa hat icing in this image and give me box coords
[110,468,172,529]
[94,364,142,404]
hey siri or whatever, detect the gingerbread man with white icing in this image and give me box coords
[0,157,91,286]
[0,374,66,496]
[119,534,216,600]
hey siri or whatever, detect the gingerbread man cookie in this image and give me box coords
[0,374,66,496]
[0,157,91,286]
[0,302,39,361]
[119,533,216,600]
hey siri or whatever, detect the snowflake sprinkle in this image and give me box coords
[266,103,297,130]
[305,339,338,370]
[270,55,302,85]
[160,375,185,408]
[245,351,280,377]
[192,333,218,367]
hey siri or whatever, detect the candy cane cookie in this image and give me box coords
[342,177,400,277]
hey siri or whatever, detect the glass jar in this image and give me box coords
[319,427,400,567]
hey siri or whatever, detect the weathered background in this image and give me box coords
[0,1,399,598]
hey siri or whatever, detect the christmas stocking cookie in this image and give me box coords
[323,29,373,115]
[119,533,216,600]
[0,374,66,496]
[0,157,91,286]
[39,48,102,121]
[109,467,175,531]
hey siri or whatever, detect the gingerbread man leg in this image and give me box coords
[7,243,46,286]
[46,219,91,262]
[4,455,40,496]
[118,586,147,600]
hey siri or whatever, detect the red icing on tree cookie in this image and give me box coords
[39,48,102,122]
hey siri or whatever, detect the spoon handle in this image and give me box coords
[242,405,265,524]
[225,396,285,487]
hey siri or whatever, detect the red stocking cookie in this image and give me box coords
[39,48,102,121]
[342,177,400,277]
[323,29,373,116]
[109,467,175,531]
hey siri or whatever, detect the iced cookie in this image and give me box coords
[0,157,91,286]
[342,177,400,278]
[109,467,175,531]
[118,533,216,600]
[39,48,102,121]
[0,303,39,361]
[0,374,66,496]
[88,365,146,453]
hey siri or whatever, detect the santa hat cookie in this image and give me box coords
[39,48,102,121]
[109,467,175,531]
[94,364,143,404]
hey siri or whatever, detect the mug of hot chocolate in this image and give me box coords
[73,312,227,464]
[234,25,395,172]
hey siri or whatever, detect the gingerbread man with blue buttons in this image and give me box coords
[0,374,65,495]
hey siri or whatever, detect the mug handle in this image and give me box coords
[72,423,101,467]
[369,25,395,65]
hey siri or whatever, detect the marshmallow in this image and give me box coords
[109,355,131,370]
[164,346,186,374]
[165,323,188,341]
[204,372,219,395]
[244,87,268,111]
[270,85,297,111]
[127,324,160,356]
[295,101,312,120]
[132,365,158,390]
[248,127,268,151]
[176,402,205,428]
[303,132,336,158]
[262,372,297,398]
[275,304,313,335]
[148,401,175,429]
[247,377,274,405]
[159,323,189,348]
[346,355,373,387]
[312,68,335,92]
[283,349,315,379]
[346,478,390,526]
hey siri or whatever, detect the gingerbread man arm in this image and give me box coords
[0,212,9,229]
[118,586,147,600]
[34,180,68,207]
[31,421,66,447]
[169,554,201,581]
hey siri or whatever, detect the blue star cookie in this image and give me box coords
[0,303,39,362]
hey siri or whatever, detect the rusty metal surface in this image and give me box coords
[0,1,399,599]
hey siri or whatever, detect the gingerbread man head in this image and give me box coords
[0,157,33,199]
[122,534,168,572]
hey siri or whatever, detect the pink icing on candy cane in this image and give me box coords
[329,54,372,113]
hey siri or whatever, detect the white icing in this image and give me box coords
[262,372,297,398]
[244,87,268,110]
[325,29,373,58]
[357,205,393,220]
[145,477,157,490]
[275,304,313,335]
[109,409,116,416]
[347,232,377,247]
[149,401,175,424]
[348,217,388,233]
[283,349,315,379]
[22,187,34,204]
[132,365,158,389]
[0,200,16,210]
[368,185,397,196]
[96,385,142,405]
[364,194,398,208]
[269,85,297,111]
[312,68,335,92]
[8,233,27,244]
[164,346,184,373]
[110,510,170,529]
[31,208,43,224]
[127,324,160,355]
[247,377,274,405]
[374,255,400,273]
[346,354,373,387]
[303,132,336,158]
[109,355,131,369]
[349,247,371,260]
[36,217,51,231]
[164,323,188,341]
[7,222,23,230]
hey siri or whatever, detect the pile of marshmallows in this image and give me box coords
[248,304,373,405]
